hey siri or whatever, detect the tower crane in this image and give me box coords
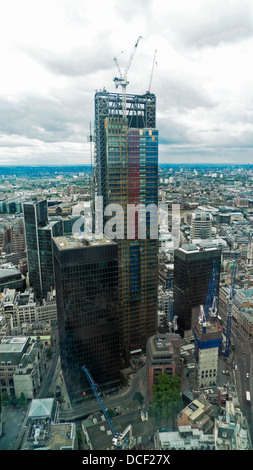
[113,36,142,119]
[194,261,219,360]
[198,261,218,333]
[224,252,237,357]
[167,273,177,332]
[81,365,133,449]
[205,261,218,325]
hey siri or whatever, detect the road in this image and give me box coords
[230,321,253,442]
[59,364,147,422]
[37,354,60,398]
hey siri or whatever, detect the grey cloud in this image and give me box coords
[23,33,114,78]
[177,4,253,48]
[156,76,214,112]
[158,117,189,146]
[0,91,90,145]
[36,48,112,77]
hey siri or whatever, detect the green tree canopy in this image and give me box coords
[151,373,182,426]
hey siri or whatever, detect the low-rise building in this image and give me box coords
[177,394,213,434]
[20,397,77,450]
[0,288,57,333]
[0,335,47,400]
[146,333,181,401]
[154,425,215,450]
[82,409,153,451]
[0,267,26,293]
[214,400,251,450]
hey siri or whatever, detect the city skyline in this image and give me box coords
[1,0,253,166]
[1,163,253,450]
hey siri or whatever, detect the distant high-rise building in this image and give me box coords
[173,243,221,335]
[190,211,212,241]
[193,307,223,388]
[23,200,63,299]
[52,234,120,403]
[94,91,158,356]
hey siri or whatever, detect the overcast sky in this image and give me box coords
[1,0,253,166]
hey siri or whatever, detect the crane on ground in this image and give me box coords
[113,36,142,119]
[81,365,133,449]
[224,252,237,357]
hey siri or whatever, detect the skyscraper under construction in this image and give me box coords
[94,90,158,357]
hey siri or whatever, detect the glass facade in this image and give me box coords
[174,245,221,334]
[52,236,120,403]
[23,200,63,299]
[95,92,159,356]
[23,200,48,299]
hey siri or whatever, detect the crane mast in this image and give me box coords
[147,49,157,93]
[205,261,218,324]
[113,36,142,118]
[198,261,218,334]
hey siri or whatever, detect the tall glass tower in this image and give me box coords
[52,235,120,403]
[174,243,221,335]
[94,91,159,357]
[23,200,63,299]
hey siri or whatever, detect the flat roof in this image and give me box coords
[83,409,153,450]
[0,267,21,279]
[22,422,75,450]
[0,336,28,353]
[53,234,115,251]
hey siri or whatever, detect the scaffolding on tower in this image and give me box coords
[193,261,222,359]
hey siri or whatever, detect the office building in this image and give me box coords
[0,336,47,399]
[177,393,213,433]
[23,200,63,299]
[146,333,181,401]
[190,211,212,241]
[155,426,215,450]
[173,243,221,335]
[94,91,158,356]
[52,234,120,403]
[0,267,26,293]
[0,287,57,334]
[193,307,223,388]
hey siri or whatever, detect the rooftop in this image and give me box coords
[148,333,180,357]
[26,398,57,421]
[22,421,75,450]
[82,409,153,451]
[0,336,28,353]
[53,234,115,251]
[0,267,21,279]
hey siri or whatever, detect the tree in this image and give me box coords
[1,391,9,406]
[151,373,182,427]
[18,392,27,407]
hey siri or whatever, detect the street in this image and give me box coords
[59,361,148,422]
[230,320,253,441]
